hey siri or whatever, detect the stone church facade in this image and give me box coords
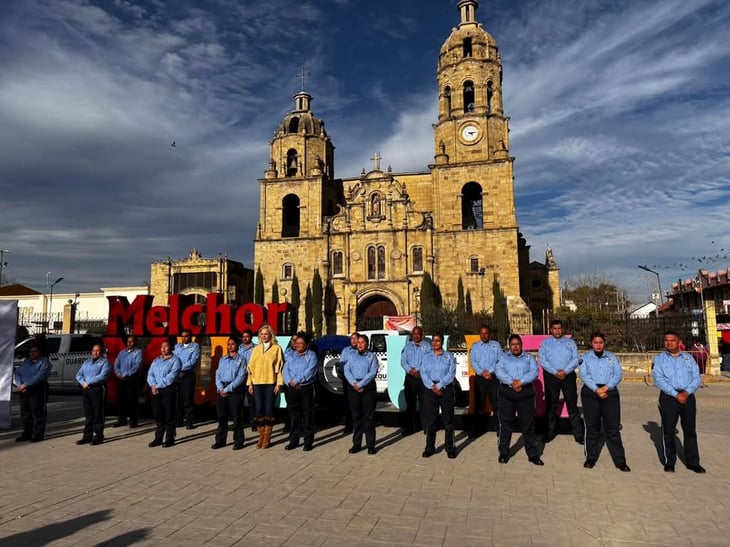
[253,0,560,335]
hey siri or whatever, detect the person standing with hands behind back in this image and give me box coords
[174,329,200,430]
[14,344,51,443]
[344,334,379,455]
[652,331,705,473]
[75,344,111,446]
[212,337,246,450]
[538,319,584,445]
[113,335,142,428]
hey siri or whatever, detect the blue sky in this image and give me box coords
[1,0,729,306]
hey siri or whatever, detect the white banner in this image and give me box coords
[0,300,18,429]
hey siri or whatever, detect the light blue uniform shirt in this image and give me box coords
[114,348,142,377]
[339,346,357,364]
[14,357,51,387]
[400,340,431,373]
[238,343,256,364]
[538,336,579,375]
[496,351,538,386]
[215,354,246,393]
[343,351,378,387]
[579,351,622,392]
[76,357,111,385]
[652,351,701,397]
[173,342,200,373]
[283,349,318,385]
[147,355,183,389]
[420,350,456,391]
[470,339,502,375]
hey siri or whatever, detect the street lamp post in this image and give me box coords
[638,265,664,305]
[48,277,64,333]
[0,249,9,286]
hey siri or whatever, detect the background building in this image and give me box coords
[149,249,253,307]
[253,0,558,334]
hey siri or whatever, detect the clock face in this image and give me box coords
[460,123,480,144]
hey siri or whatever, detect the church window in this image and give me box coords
[288,117,299,133]
[486,80,493,114]
[444,86,452,117]
[332,251,344,276]
[463,37,472,58]
[282,194,300,237]
[282,263,294,280]
[470,257,480,273]
[412,247,424,273]
[286,149,298,177]
[367,245,386,280]
[463,80,475,112]
[461,182,483,229]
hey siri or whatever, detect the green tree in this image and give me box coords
[271,281,279,304]
[290,274,300,333]
[254,266,264,305]
[312,269,323,339]
[420,273,437,332]
[491,277,509,345]
[304,284,313,335]
[465,289,473,316]
[456,276,466,315]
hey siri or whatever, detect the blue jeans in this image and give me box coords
[253,383,276,418]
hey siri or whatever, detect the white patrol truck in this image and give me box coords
[14,334,104,388]
[319,330,472,405]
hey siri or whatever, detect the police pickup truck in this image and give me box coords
[14,334,103,388]
[318,330,472,406]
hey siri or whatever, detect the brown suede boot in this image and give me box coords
[256,426,265,448]
[262,425,272,449]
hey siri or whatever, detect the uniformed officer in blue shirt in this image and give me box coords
[148,340,183,447]
[113,335,143,428]
[173,329,200,430]
[337,332,359,433]
[14,344,51,442]
[579,332,630,471]
[212,337,246,450]
[344,334,379,455]
[75,343,112,445]
[400,326,430,436]
[495,334,543,465]
[238,329,257,432]
[538,319,584,444]
[469,324,502,438]
[283,333,318,451]
[420,334,457,459]
[652,330,705,473]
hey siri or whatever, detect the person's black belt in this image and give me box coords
[221,381,230,388]
[596,383,606,388]
[355,378,363,382]
[299,381,314,386]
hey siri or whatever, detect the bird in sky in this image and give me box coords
[170,141,176,148]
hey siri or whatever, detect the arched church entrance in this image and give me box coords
[356,295,397,331]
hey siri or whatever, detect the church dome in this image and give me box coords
[276,91,328,138]
[438,0,499,70]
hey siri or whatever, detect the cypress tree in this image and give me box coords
[254,267,264,305]
[312,269,323,339]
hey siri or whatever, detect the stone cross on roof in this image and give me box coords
[370,151,383,171]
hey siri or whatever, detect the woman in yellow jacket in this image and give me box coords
[247,325,284,448]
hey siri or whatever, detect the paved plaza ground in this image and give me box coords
[1,381,729,546]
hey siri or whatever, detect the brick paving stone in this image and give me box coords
[2,384,730,545]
